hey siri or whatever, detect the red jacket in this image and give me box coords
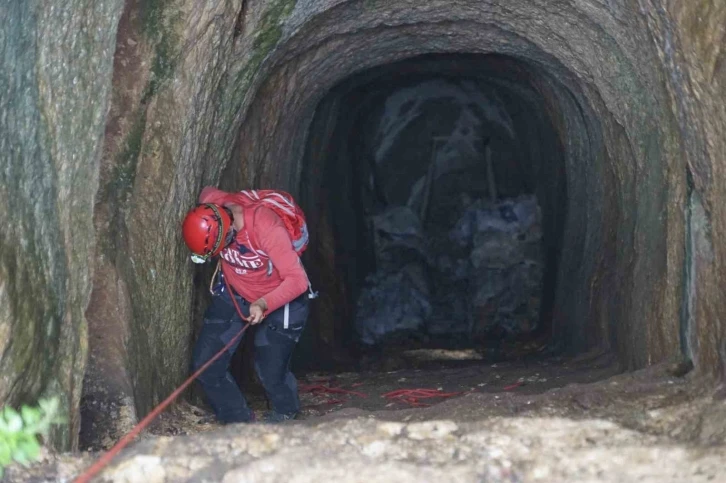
[199,187,308,313]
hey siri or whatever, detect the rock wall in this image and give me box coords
[0,0,124,449]
[637,0,726,378]
[84,0,302,445]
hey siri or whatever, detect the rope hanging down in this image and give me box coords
[74,280,252,483]
[74,322,250,483]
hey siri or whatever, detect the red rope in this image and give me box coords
[503,381,524,391]
[74,321,249,483]
[382,388,464,407]
[75,281,252,483]
[298,384,368,399]
[299,382,368,410]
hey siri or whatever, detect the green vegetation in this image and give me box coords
[254,0,296,53]
[140,0,182,103]
[236,0,297,89]
[0,398,65,477]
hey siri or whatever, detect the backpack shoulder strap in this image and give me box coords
[244,204,276,277]
[242,198,317,296]
[243,204,262,251]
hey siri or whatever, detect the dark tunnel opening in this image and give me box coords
[293,53,571,371]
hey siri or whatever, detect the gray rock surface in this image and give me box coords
[71,413,726,482]
[356,196,542,342]
[0,0,124,449]
[4,357,726,482]
[458,196,543,338]
[356,205,431,344]
[356,267,432,345]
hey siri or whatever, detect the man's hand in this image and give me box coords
[248,299,268,325]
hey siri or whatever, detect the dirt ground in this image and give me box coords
[143,347,621,435]
[145,347,722,444]
[4,349,726,482]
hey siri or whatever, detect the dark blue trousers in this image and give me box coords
[191,287,309,423]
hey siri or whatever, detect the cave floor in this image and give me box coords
[7,350,726,482]
[148,348,721,442]
[142,347,621,437]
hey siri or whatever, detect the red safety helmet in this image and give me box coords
[181,204,234,263]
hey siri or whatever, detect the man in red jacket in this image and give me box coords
[182,187,310,424]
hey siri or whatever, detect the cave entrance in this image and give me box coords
[298,54,568,368]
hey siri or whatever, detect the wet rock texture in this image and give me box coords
[638,0,726,380]
[82,0,299,447]
[1,0,725,451]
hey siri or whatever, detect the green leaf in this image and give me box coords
[0,439,12,465]
[11,447,29,466]
[3,409,23,433]
[21,406,40,426]
[18,438,40,461]
[0,397,64,471]
[39,398,59,416]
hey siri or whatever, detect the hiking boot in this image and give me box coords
[218,410,255,425]
[262,411,297,424]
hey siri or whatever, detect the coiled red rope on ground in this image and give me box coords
[299,383,368,398]
[382,388,465,407]
[299,382,369,409]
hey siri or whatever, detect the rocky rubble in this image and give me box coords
[355,206,432,345]
[5,357,726,482]
[15,412,725,483]
[457,196,543,338]
[356,195,543,344]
